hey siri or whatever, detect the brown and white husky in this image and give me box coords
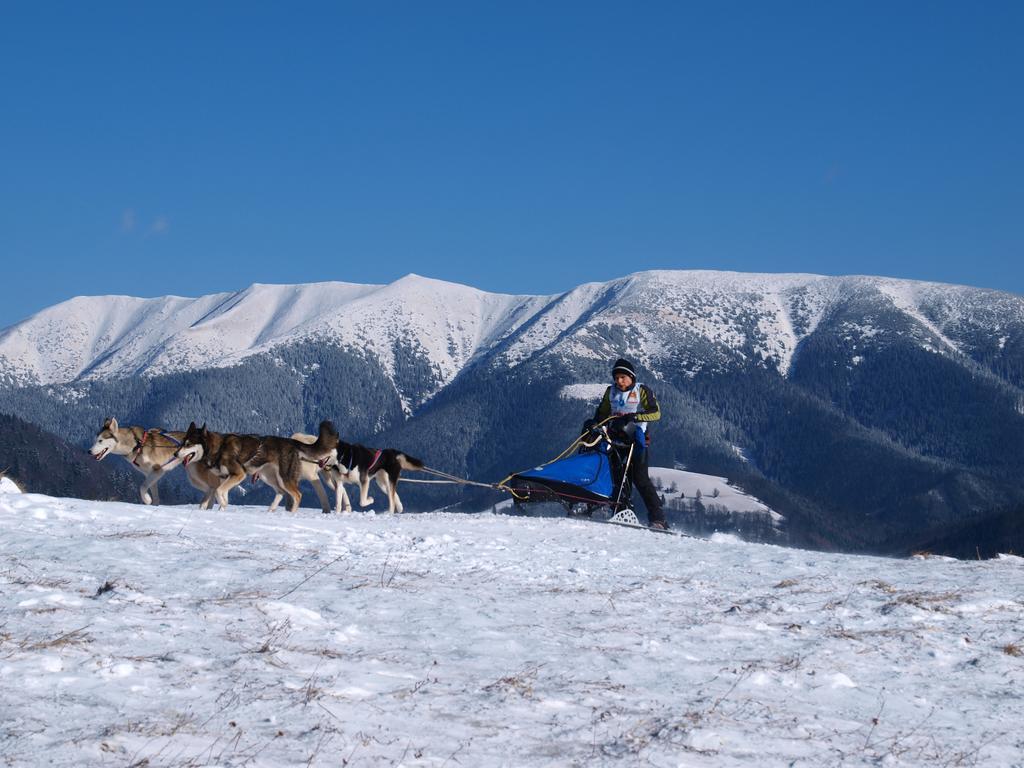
[175,420,338,513]
[89,417,219,506]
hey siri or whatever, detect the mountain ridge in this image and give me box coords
[4,270,1022,395]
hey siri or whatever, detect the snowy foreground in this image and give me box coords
[2,493,1023,767]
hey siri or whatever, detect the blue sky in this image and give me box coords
[1,2,1021,328]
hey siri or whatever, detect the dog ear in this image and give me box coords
[201,423,207,437]
[187,421,196,432]
[108,417,118,431]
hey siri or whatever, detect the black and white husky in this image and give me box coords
[318,440,424,514]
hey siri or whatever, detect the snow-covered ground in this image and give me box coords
[558,383,610,402]
[2,491,1023,767]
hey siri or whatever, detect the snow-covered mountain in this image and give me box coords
[0,276,546,403]
[3,488,1023,765]
[0,276,541,394]
[4,271,1022,407]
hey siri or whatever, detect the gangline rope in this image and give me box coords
[396,415,618,501]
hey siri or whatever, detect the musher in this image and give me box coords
[586,358,668,530]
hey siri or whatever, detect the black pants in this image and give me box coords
[627,448,665,526]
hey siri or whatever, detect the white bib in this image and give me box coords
[610,382,648,432]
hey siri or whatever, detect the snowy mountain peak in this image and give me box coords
[1,271,1021,406]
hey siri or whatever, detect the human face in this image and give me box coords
[614,372,634,391]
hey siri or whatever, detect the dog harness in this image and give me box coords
[333,444,383,475]
[131,429,148,466]
[132,429,184,467]
[366,449,383,475]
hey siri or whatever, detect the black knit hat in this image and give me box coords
[612,358,636,380]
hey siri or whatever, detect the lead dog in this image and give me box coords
[90,417,219,506]
[320,440,424,514]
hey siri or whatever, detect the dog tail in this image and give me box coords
[396,453,424,471]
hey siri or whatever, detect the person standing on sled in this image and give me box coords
[586,358,668,530]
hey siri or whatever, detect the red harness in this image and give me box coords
[131,430,149,466]
[366,449,383,474]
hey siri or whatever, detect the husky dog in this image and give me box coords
[176,421,338,513]
[268,426,348,513]
[321,440,424,514]
[255,423,342,513]
[89,417,219,506]
[175,423,277,511]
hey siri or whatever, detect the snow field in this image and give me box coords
[1,491,1023,766]
[647,467,776,518]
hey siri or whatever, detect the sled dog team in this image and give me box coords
[89,417,424,514]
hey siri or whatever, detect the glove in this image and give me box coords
[582,418,597,432]
[611,413,635,427]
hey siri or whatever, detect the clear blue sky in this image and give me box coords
[2,2,1022,328]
